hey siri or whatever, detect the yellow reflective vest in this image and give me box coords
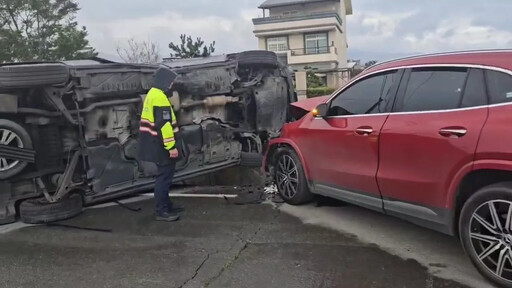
[138,88,179,164]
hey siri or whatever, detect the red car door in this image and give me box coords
[300,70,402,211]
[378,68,488,230]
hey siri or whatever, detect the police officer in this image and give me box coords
[138,66,182,222]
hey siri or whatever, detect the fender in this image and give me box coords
[265,138,311,180]
[446,159,512,209]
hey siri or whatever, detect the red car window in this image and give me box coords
[328,71,399,116]
[401,68,468,112]
[486,70,512,104]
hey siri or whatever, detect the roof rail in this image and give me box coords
[364,49,512,72]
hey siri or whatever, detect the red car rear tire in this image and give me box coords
[459,182,512,288]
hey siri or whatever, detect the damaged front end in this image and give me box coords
[158,51,296,186]
[165,51,295,143]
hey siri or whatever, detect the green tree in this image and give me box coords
[364,60,378,68]
[0,0,96,63]
[304,66,324,88]
[169,34,215,59]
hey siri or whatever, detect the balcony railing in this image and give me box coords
[252,11,343,27]
[289,45,338,56]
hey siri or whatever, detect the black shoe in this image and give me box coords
[155,211,180,222]
[169,203,185,213]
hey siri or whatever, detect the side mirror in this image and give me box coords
[312,103,328,118]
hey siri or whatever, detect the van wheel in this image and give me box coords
[0,63,69,88]
[274,148,314,205]
[19,194,83,224]
[0,119,32,180]
[240,152,263,167]
[459,182,512,288]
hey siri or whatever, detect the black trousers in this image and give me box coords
[155,162,176,215]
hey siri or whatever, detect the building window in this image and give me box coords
[305,33,329,54]
[267,37,288,52]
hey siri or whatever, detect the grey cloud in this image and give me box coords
[76,0,512,61]
[348,0,512,60]
[78,0,262,21]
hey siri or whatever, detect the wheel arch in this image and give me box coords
[450,160,512,236]
[264,139,311,180]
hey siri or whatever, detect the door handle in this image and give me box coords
[355,127,373,136]
[439,128,467,138]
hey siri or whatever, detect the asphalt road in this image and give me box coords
[0,194,485,288]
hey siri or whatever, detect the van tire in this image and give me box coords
[0,119,32,180]
[0,63,69,88]
[240,152,263,167]
[19,194,83,224]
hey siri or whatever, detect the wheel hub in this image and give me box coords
[0,128,24,172]
[276,155,298,199]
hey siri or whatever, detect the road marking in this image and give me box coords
[87,195,153,210]
[145,193,238,198]
[88,193,238,210]
[0,222,35,235]
[0,193,239,234]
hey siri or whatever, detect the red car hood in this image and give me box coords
[291,96,329,111]
[290,96,329,119]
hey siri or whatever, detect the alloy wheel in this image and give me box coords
[469,200,512,282]
[276,155,299,199]
[0,128,24,172]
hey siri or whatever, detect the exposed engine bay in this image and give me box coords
[0,51,296,224]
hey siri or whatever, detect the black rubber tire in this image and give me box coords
[240,152,263,167]
[459,182,512,288]
[236,50,279,68]
[274,148,314,205]
[0,119,33,180]
[0,63,69,88]
[19,194,83,224]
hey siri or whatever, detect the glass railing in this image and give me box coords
[253,11,343,26]
[289,46,337,56]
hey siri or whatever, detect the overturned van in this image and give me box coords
[0,51,296,224]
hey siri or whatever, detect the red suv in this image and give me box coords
[264,50,512,287]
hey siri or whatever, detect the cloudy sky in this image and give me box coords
[76,0,512,62]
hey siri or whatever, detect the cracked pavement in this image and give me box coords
[0,197,472,288]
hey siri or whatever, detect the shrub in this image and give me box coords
[307,87,336,98]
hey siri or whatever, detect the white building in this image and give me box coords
[253,0,353,94]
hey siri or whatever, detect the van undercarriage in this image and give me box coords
[0,51,295,224]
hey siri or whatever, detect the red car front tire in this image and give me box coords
[274,148,314,205]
